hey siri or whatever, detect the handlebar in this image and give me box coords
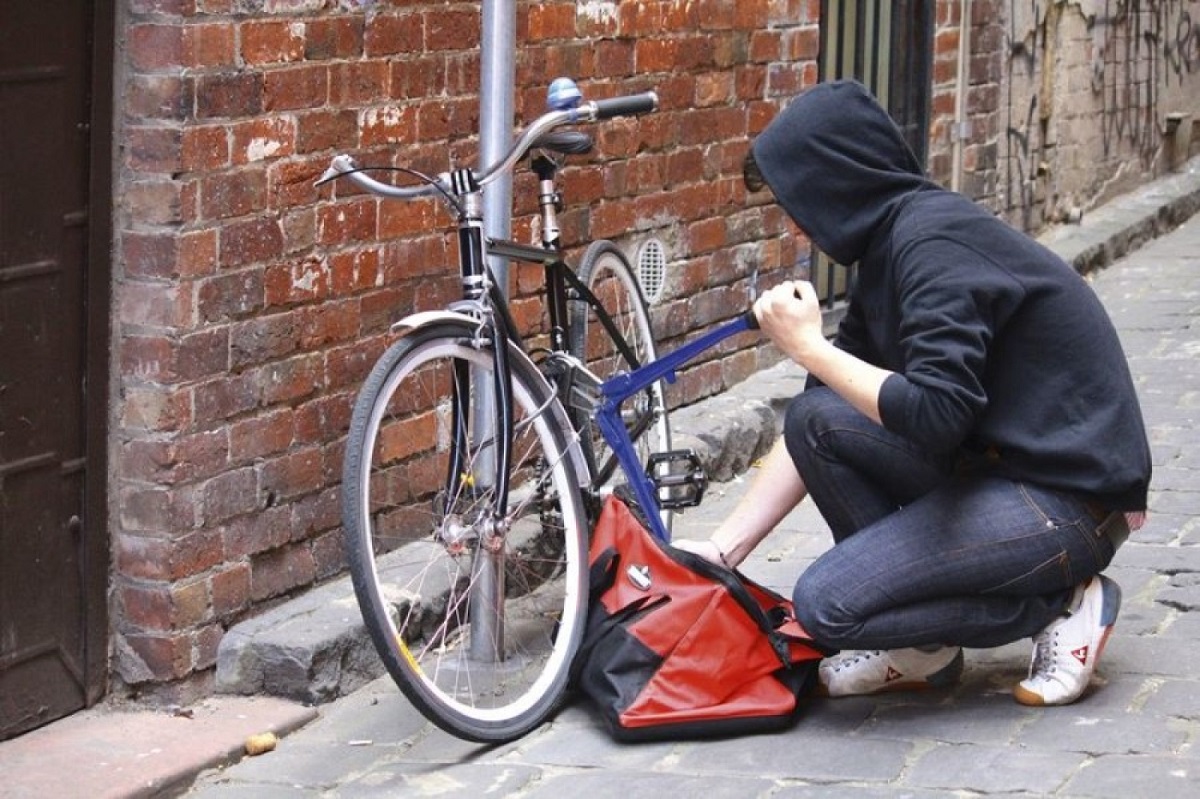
[318,88,659,200]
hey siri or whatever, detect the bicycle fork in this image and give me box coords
[442,177,516,664]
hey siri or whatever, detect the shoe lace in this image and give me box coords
[1028,628,1058,680]
[831,650,882,672]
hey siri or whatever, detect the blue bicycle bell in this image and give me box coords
[547,77,583,111]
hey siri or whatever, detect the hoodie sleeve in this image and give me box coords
[876,239,1024,453]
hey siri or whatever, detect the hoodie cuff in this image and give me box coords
[877,372,911,435]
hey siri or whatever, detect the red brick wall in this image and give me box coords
[112,0,821,697]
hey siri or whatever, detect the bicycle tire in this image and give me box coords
[342,322,589,742]
[568,240,673,529]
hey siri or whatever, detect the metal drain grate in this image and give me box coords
[636,238,667,304]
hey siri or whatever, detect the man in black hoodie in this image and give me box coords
[675,81,1151,706]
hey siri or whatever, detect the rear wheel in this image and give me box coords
[342,322,588,742]
[569,240,672,529]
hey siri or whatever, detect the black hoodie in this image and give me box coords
[752,81,1150,511]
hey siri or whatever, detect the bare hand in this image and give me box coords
[752,280,825,367]
[671,538,729,568]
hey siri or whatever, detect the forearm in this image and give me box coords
[709,440,807,566]
[798,337,890,425]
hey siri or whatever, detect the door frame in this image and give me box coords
[82,0,115,705]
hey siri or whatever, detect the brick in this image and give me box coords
[364,12,423,56]
[113,529,224,584]
[123,232,180,280]
[241,20,305,65]
[250,543,317,601]
[223,505,292,560]
[305,16,364,60]
[259,352,324,405]
[124,179,184,225]
[329,61,391,106]
[202,466,260,524]
[231,116,296,164]
[193,372,260,424]
[122,385,192,432]
[188,22,237,68]
[128,126,183,172]
[200,168,269,220]
[290,484,340,540]
[129,24,187,72]
[295,108,357,152]
[123,429,230,485]
[211,562,252,617]
[129,0,197,13]
[119,632,193,682]
[311,529,345,579]
[264,256,330,307]
[193,623,224,671]
[229,409,294,462]
[360,104,418,146]
[126,75,191,120]
[197,268,265,322]
[269,157,325,208]
[297,298,358,348]
[119,484,199,534]
[260,446,325,502]
[220,217,285,267]
[325,337,386,390]
[528,3,575,41]
[264,64,329,111]
[425,7,480,51]
[316,197,376,245]
[182,124,231,172]
[195,72,265,119]
[230,312,297,369]
[291,393,352,446]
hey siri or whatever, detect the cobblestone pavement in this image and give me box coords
[180,211,1200,798]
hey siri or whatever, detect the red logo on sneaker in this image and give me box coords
[1071,645,1090,665]
[885,666,904,682]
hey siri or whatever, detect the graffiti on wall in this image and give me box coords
[1003,0,1200,221]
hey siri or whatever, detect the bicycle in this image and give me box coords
[319,79,756,743]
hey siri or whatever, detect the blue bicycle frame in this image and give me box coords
[594,311,758,543]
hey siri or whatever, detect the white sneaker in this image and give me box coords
[819,646,964,697]
[1014,575,1122,706]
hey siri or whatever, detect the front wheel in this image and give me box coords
[569,240,672,529]
[342,322,589,742]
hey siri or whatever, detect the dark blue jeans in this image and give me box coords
[784,387,1121,651]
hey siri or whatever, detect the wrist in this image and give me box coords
[709,539,734,569]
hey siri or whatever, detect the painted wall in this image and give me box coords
[950,0,1200,228]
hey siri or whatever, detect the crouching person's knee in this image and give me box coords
[793,572,862,652]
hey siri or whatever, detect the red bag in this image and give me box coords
[572,496,829,741]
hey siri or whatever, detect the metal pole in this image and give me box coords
[480,1,516,285]
[469,0,516,664]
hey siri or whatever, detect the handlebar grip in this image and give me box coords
[593,92,658,120]
[741,308,760,331]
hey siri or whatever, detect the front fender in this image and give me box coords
[390,309,482,336]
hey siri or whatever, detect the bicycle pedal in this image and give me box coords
[646,449,708,510]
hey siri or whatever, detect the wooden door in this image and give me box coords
[1,1,112,740]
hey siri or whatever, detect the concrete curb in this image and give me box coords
[215,156,1200,704]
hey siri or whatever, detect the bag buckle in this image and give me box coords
[647,449,708,510]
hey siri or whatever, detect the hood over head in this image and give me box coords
[751,80,933,265]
